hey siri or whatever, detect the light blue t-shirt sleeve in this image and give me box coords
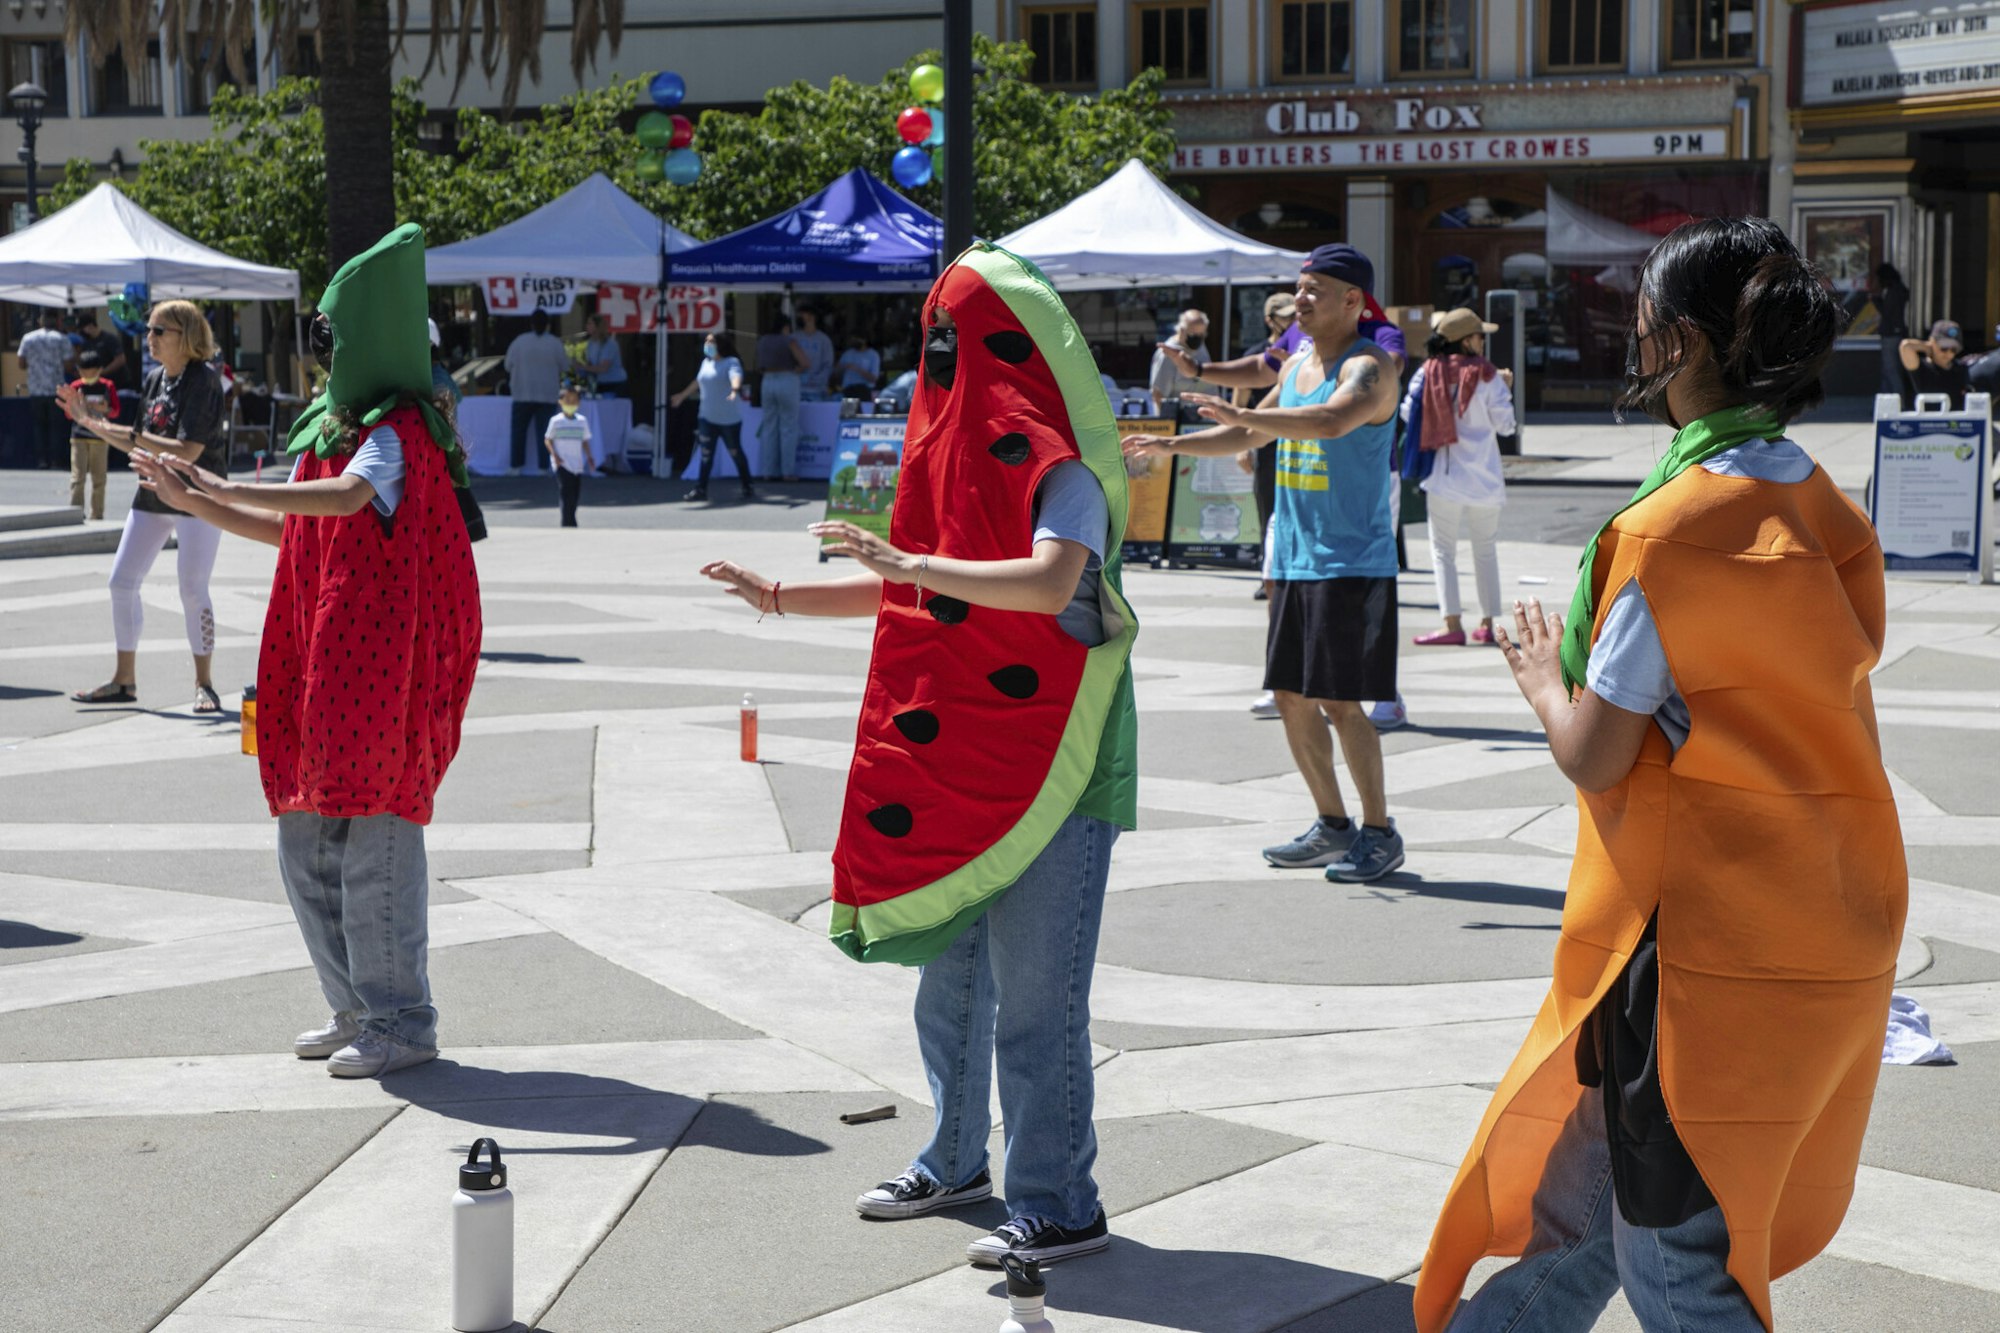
[1586,582,1675,717]
[1032,459,1108,559]
[345,425,407,516]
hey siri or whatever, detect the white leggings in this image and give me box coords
[109,509,222,656]
[1426,496,1503,622]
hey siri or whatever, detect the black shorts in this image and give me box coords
[1264,576,1398,701]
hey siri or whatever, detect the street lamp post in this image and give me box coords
[8,80,48,223]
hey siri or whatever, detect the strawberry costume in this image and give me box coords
[266,224,481,1071]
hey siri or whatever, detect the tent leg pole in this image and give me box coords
[655,231,670,480]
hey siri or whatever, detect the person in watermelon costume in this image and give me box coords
[128,223,481,1081]
[1414,219,1906,1331]
[700,242,1138,1268]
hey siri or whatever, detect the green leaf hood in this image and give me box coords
[285,222,466,485]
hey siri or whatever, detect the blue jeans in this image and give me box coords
[911,813,1117,1231]
[1451,1089,1762,1332]
[276,811,436,1050]
[757,371,802,476]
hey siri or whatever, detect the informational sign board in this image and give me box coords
[1869,393,1993,581]
[482,275,577,314]
[1165,449,1262,569]
[1118,418,1177,565]
[1800,1,2000,106]
[821,415,907,561]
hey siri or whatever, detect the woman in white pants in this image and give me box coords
[57,301,231,711]
[1401,307,1516,646]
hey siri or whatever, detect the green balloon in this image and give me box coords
[636,110,674,149]
[910,63,944,103]
[636,152,666,182]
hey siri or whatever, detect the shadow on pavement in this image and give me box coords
[478,651,584,665]
[380,1063,831,1160]
[973,1240,1402,1332]
[0,919,85,949]
[1403,724,1546,745]
[1365,873,1565,911]
[0,685,62,701]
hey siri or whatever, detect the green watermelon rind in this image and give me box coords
[828,242,1140,966]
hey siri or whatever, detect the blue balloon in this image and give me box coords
[891,146,933,189]
[649,71,686,109]
[663,148,703,186]
[922,119,944,148]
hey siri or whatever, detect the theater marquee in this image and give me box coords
[1174,128,1731,172]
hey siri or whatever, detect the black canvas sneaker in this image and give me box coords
[854,1168,993,1219]
[966,1210,1110,1267]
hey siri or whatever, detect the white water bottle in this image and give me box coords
[999,1254,1053,1333]
[452,1138,513,1332]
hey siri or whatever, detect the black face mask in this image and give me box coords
[923,322,957,390]
[1182,333,1205,352]
[309,313,335,373]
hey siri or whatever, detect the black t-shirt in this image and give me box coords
[1908,357,1970,411]
[1877,284,1909,340]
[133,362,229,515]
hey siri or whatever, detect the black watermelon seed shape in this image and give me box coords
[984,330,1034,364]
[867,803,915,837]
[892,709,940,744]
[926,594,970,625]
[988,432,1032,466]
[988,665,1039,700]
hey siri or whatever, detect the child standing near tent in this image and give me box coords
[544,386,591,528]
[67,349,122,520]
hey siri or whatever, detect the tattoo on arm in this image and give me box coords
[1347,355,1382,399]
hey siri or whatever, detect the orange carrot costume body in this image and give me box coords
[1414,457,1908,1332]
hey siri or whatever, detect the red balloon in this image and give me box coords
[669,114,694,149]
[896,106,933,146]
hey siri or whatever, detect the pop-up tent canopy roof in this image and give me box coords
[425,172,701,286]
[667,168,943,291]
[0,182,300,307]
[995,158,1307,289]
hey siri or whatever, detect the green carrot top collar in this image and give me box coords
[1557,404,1783,694]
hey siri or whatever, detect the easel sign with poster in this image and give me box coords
[1868,393,1994,584]
[1163,450,1262,570]
[820,416,908,563]
[1118,418,1177,567]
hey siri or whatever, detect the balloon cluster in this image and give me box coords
[107,282,148,339]
[637,71,701,185]
[891,64,944,190]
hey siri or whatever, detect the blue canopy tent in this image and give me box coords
[667,168,943,291]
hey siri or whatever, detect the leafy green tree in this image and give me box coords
[677,36,1174,240]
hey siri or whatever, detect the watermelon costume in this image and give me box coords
[261,224,481,823]
[828,243,1139,965]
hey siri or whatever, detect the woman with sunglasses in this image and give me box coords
[58,301,231,712]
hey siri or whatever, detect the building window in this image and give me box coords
[1667,0,1755,65]
[1274,1,1353,82]
[279,34,322,80]
[1027,6,1098,89]
[3,38,69,117]
[184,39,255,115]
[90,39,163,116]
[1395,0,1474,78]
[1544,0,1623,72]
[1132,2,1211,86]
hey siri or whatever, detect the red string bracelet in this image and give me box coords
[759,580,783,623]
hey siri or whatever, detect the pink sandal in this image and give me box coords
[1413,627,1467,646]
[1470,626,1497,645]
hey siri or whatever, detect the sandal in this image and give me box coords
[193,683,222,714]
[72,681,137,704]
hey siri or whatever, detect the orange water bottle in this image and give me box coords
[240,684,258,755]
[740,691,758,763]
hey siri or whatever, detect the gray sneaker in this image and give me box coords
[1263,818,1356,868]
[294,1012,361,1059]
[327,1031,438,1079]
[1325,820,1406,883]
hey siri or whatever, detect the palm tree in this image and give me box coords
[66,0,624,269]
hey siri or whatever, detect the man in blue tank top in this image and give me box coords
[1124,244,1406,882]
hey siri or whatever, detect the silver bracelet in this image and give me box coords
[913,553,928,610]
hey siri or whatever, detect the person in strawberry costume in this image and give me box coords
[131,224,482,1079]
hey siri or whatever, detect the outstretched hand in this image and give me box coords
[807,521,913,583]
[131,450,201,513]
[1494,598,1566,704]
[1182,392,1247,428]
[698,559,775,612]
[1121,434,1170,461]
[1156,342,1200,379]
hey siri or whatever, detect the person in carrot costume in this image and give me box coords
[129,224,482,1080]
[1415,218,1907,1331]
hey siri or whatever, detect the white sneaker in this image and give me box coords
[1249,690,1279,719]
[327,1031,438,1079]
[294,1013,361,1059]
[505,466,522,476]
[1368,696,1408,731]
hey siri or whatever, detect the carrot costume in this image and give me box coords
[1414,408,1908,1331]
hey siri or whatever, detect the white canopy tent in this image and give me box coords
[425,173,701,474]
[0,182,299,306]
[1545,187,1658,290]
[424,172,700,286]
[996,158,1308,351]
